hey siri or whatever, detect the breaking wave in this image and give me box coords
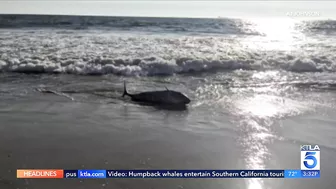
[0,56,335,76]
[1,15,335,76]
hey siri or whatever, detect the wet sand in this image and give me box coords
[1,94,335,189]
[0,96,242,189]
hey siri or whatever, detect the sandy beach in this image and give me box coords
[0,74,336,189]
[1,15,336,189]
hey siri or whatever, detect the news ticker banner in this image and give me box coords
[16,169,320,179]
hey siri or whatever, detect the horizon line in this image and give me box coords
[0,13,333,21]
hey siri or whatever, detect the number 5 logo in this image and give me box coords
[304,152,317,169]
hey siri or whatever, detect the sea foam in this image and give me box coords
[0,56,335,76]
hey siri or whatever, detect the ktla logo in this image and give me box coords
[300,145,320,170]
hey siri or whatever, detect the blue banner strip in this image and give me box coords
[77,170,106,178]
[284,170,302,178]
[301,170,320,178]
[62,170,321,179]
[105,170,284,178]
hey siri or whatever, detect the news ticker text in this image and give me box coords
[16,169,320,179]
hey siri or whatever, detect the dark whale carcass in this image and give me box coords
[122,82,190,105]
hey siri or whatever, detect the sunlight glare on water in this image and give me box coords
[242,18,302,51]
[236,96,277,189]
[233,93,305,189]
[248,179,263,189]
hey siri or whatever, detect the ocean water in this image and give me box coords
[0,15,336,189]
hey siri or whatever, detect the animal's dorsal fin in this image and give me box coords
[165,86,169,91]
[122,81,129,97]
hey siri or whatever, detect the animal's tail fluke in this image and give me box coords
[122,81,128,97]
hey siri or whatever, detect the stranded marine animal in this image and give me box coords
[122,82,190,105]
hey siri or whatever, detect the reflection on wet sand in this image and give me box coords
[232,93,305,189]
